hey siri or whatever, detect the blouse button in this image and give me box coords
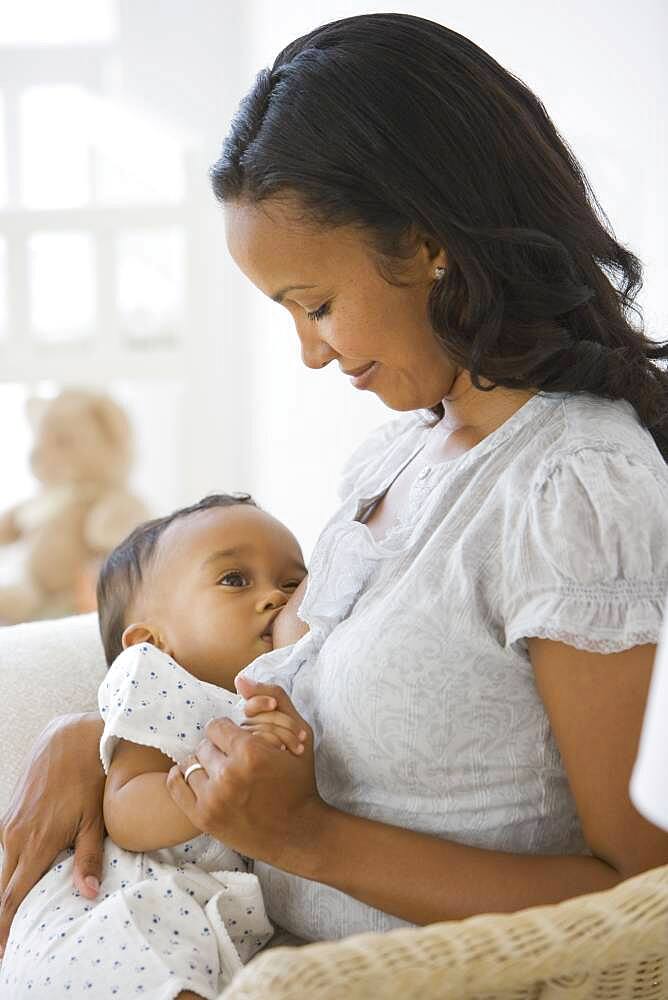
[417,466,431,480]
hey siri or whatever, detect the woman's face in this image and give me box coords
[224,196,456,411]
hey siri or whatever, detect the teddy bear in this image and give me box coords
[0,388,151,624]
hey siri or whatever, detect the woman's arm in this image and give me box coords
[298,640,668,923]
[0,712,105,953]
[168,644,668,924]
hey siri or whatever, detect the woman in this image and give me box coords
[2,11,668,960]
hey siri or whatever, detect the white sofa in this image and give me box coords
[0,612,105,820]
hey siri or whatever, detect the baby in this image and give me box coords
[0,493,311,1000]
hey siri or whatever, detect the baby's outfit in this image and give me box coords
[0,643,273,1000]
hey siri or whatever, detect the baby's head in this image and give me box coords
[97,493,307,689]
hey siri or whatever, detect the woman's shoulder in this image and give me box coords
[503,394,668,582]
[538,392,666,478]
[500,392,667,495]
[499,395,668,652]
[498,391,668,581]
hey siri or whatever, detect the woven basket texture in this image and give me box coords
[220,864,668,1000]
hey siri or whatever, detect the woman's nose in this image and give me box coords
[295,324,337,370]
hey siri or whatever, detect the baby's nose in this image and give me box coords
[257,588,286,611]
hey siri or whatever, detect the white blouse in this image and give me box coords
[238,390,668,941]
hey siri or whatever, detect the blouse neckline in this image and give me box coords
[349,391,566,551]
[357,390,564,510]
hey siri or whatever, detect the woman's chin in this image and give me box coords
[364,371,450,411]
[375,388,443,412]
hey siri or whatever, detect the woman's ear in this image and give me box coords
[122,622,166,651]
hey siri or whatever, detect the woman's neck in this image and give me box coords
[432,370,537,456]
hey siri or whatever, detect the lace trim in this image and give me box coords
[513,626,661,654]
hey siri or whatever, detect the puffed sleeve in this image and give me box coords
[503,446,668,653]
[97,643,246,772]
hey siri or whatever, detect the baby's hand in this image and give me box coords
[240,698,306,756]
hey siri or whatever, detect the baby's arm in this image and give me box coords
[104,705,307,852]
[104,740,201,852]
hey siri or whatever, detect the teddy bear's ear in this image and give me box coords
[88,394,133,462]
[25,396,50,430]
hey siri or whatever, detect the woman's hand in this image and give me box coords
[0,712,106,953]
[166,678,328,872]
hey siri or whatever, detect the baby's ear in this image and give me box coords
[122,623,161,650]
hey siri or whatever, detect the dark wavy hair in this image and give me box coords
[211,12,668,459]
[96,493,258,666]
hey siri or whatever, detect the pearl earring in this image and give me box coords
[434,266,446,280]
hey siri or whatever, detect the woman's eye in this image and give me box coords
[306,302,330,323]
[219,571,249,587]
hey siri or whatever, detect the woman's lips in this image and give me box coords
[349,361,379,389]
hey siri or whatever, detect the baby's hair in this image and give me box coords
[96,492,259,667]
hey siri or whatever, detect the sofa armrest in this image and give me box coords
[218,863,668,1000]
[0,612,106,819]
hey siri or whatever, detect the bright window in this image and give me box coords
[28,232,96,342]
[0,93,7,207]
[0,238,7,341]
[117,228,186,344]
[0,0,193,527]
[0,0,118,47]
[20,86,92,209]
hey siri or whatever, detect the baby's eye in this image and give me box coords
[219,571,250,588]
[283,580,302,591]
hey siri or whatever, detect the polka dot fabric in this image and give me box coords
[98,643,249,773]
[0,645,274,999]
